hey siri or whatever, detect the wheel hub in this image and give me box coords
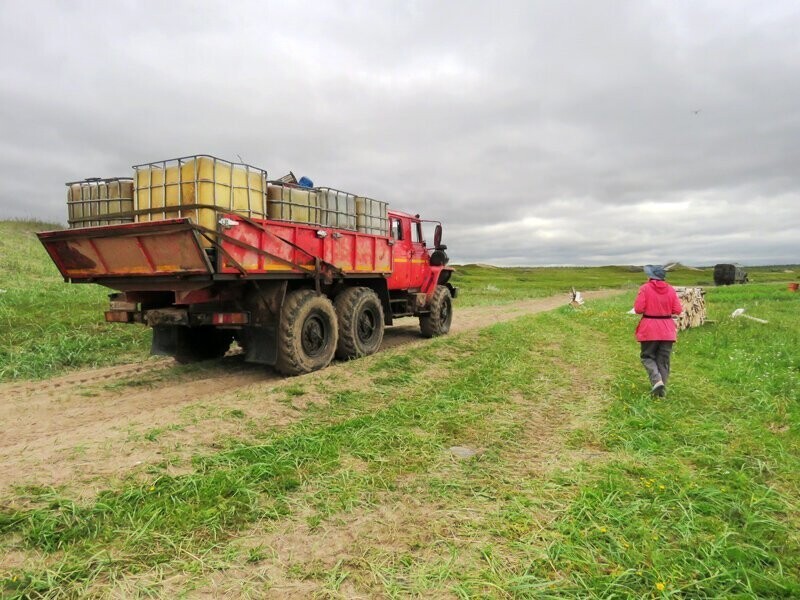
[301,314,327,356]
[357,309,377,342]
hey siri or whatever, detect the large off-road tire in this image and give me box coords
[275,289,338,376]
[334,287,385,360]
[419,285,453,338]
[153,326,232,364]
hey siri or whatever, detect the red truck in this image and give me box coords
[38,162,456,375]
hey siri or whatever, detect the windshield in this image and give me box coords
[421,221,439,246]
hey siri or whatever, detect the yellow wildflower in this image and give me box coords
[600,527,607,533]
[149,486,155,491]
[656,582,665,591]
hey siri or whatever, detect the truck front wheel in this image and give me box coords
[276,289,338,376]
[334,287,385,359]
[419,285,453,338]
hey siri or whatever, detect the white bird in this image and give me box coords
[731,308,768,323]
[570,288,585,307]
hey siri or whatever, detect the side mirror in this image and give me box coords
[434,224,443,249]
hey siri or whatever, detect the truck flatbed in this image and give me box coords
[38,215,392,286]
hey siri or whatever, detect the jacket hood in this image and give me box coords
[648,279,670,293]
[643,264,666,281]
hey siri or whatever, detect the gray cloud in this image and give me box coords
[1,0,798,265]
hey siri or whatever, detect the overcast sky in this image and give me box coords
[1,0,797,265]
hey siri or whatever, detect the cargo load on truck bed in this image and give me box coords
[67,154,389,239]
[52,154,395,280]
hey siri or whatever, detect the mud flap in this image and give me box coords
[240,325,278,365]
[151,325,183,357]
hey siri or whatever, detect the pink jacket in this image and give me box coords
[634,280,683,342]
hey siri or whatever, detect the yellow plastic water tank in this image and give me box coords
[317,187,356,230]
[267,184,320,224]
[67,183,84,225]
[134,156,268,236]
[66,178,135,228]
[355,196,388,235]
[107,179,134,217]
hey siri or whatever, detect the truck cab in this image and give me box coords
[385,209,456,322]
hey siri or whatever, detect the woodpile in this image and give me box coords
[674,287,706,330]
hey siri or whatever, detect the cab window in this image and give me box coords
[410,221,423,243]
[390,218,403,240]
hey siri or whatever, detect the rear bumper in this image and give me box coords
[104,310,242,326]
[135,308,251,327]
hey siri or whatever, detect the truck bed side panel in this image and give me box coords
[218,216,391,275]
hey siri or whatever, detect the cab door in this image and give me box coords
[387,215,411,290]
[409,219,428,290]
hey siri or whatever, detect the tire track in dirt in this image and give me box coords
[0,359,173,399]
[0,289,622,496]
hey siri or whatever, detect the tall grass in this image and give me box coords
[520,285,800,598]
[0,221,150,381]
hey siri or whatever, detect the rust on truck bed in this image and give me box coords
[38,219,212,280]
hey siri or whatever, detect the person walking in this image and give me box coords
[634,265,683,397]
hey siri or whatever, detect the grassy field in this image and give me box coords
[1,218,796,383]
[453,262,799,306]
[1,244,798,597]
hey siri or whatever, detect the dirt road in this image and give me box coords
[0,290,622,496]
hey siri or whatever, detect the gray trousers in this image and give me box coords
[640,341,673,386]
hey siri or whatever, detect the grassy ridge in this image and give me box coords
[1,284,798,597]
[0,221,150,381]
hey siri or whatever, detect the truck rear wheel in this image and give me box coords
[419,285,452,338]
[276,289,338,376]
[334,287,384,360]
